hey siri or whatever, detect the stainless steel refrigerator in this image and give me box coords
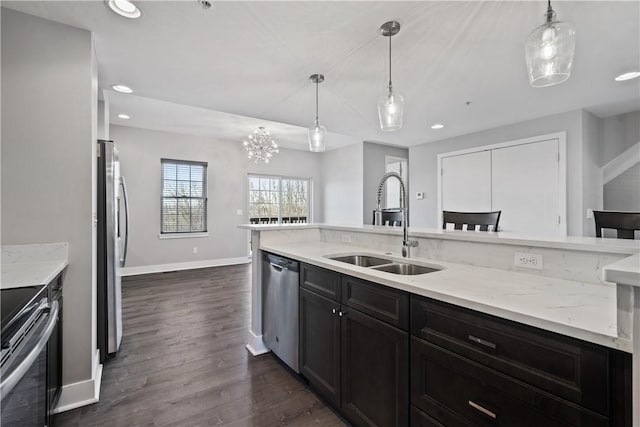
[97,139,129,363]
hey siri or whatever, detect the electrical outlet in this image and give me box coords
[192,247,198,254]
[237,209,243,216]
[341,234,352,243]
[416,192,425,200]
[514,252,543,270]
[586,208,593,219]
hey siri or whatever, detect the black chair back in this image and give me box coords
[372,209,403,227]
[593,210,640,239]
[442,211,501,232]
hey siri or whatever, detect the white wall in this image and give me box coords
[1,8,97,389]
[409,109,595,236]
[581,110,603,236]
[602,111,640,213]
[601,111,640,164]
[320,142,364,225]
[111,125,323,269]
[362,142,409,224]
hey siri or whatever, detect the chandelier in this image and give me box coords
[243,127,279,164]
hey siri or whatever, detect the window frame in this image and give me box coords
[160,158,208,235]
[247,174,313,224]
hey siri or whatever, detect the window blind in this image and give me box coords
[161,159,208,233]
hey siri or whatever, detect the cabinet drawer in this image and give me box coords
[411,337,608,427]
[410,405,445,427]
[411,296,609,415]
[300,263,341,302]
[342,276,409,330]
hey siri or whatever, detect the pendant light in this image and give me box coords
[308,74,327,152]
[525,0,576,88]
[378,21,404,131]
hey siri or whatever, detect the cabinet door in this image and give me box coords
[341,309,409,427]
[299,288,341,408]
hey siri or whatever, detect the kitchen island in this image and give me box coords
[239,223,640,426]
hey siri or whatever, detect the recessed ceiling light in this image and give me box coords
[431,124,444,130]
[615,71,640,82]
[117,114,130,120]
[112,84,133,94]
[107,0,142,19]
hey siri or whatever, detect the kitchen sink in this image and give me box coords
[372,263,441,275]
[329,255,391,267]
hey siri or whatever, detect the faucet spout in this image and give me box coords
[373,172,418,257]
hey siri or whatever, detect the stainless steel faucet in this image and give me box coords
[373,172,418,258]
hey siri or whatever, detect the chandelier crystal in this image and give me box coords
[525,0,576,88]
[308,74,327,152]
[378,21,404,131]
[243,127,278,164]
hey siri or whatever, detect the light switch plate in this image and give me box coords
[416,192,425,200]
[586,208,593,219]
[236,209,243,216]
[514,252,543,270]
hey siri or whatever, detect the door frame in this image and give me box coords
[437,131,567,235]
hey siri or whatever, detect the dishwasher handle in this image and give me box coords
[263,253,299,273]
[270,262,287,272]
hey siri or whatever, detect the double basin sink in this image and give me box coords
[328,254,442,276]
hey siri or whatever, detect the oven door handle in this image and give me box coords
[0,301,59,400]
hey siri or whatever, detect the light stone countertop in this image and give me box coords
[602,253,640,287]
[259,239,630,353]
[240,223,640,255]
[1,243,69,289]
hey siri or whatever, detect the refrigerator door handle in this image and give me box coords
[120,176,130,267]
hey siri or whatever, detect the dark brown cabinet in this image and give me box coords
[296,261,631,427]
[411,336,608,427]
[341,308,408,427]
[299,287,341,408]
[410,294,631,427]
[298,264,409,427]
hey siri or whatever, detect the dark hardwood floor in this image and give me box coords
[55,265,346,427]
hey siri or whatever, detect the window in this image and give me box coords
[248,175,311,224]
[161,159,207,234]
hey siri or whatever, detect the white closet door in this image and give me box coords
[491,139,560,236]
[442,151,492,213]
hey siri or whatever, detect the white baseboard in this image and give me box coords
[120,256,250,276]
[53,350,103,414]
[246,330,270,356]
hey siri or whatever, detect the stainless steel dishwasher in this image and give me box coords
[262,252,299,373]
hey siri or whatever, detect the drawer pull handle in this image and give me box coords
[468,400,497,419]
[468,335,496,349]
[332,308,337,314]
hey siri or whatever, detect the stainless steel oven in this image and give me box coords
[1,288,59,427]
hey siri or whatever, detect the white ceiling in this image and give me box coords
[5,1,640,149]
[107,91,362,150]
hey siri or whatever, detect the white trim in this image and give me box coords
[120,256,250,276]
[53,350,102,414]
[602,141,640,184]
[246,330,270,356]
[158,232,209,240]
[437,132,567,235]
